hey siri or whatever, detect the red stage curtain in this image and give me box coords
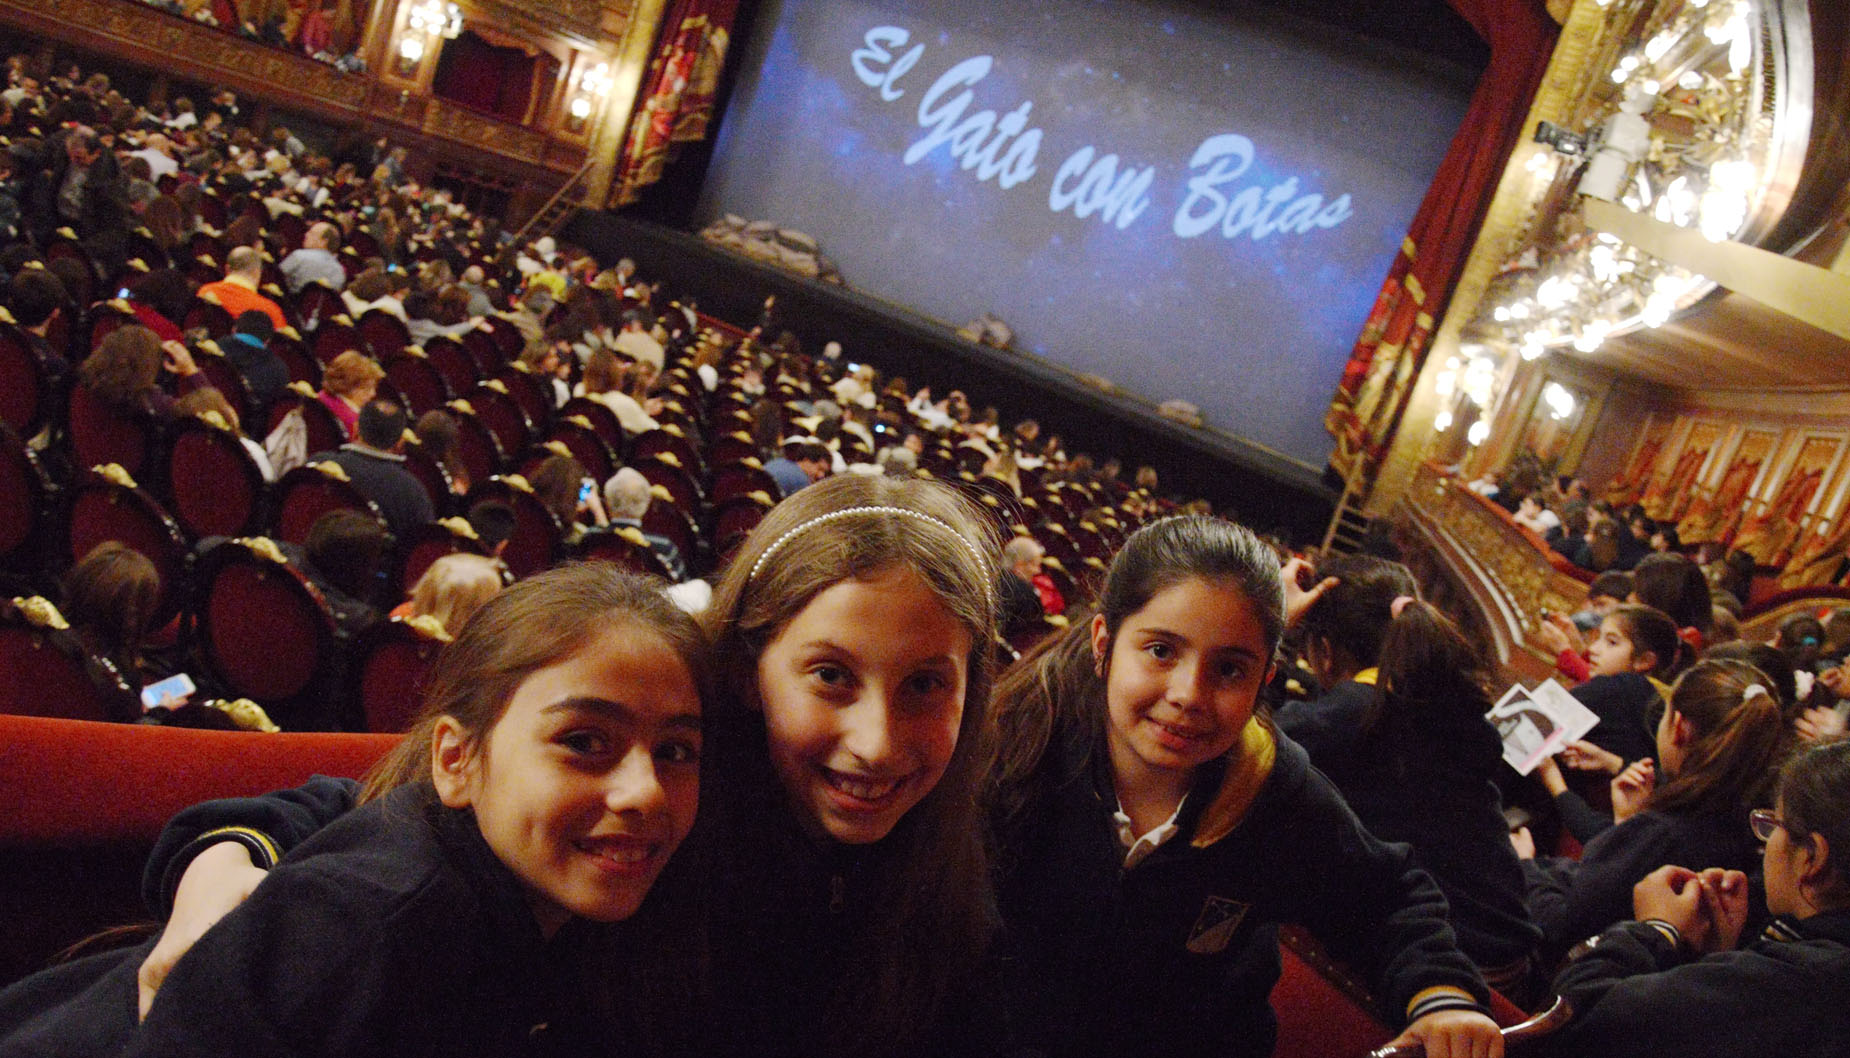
[433,30,538,123]
[612,0,741,206]
[1325,0,1557,483]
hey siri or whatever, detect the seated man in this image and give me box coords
[602,467,685,581]
[999,535,1048,640]
[196,246,287,331]
[763,439,832,499]
[310,399,434,541]
[279,221,345,293]
[223,310,288,420]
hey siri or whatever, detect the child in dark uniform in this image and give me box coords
[0,565,707,1057]
[988,516,1503,1058]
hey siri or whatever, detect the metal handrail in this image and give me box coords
[512,159,595,245]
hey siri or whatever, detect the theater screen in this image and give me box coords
[696,0,1477,468]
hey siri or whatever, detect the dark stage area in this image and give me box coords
[565,212,1338,543]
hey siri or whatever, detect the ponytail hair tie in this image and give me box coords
[1389,595,1416,619]
[1742,684,1771,705]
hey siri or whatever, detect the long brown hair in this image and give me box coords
[701,473,999,1058]
[1648,658,1787,816]
[990,516,1285,837]
[79,325,162,407]
[361,563,709,801]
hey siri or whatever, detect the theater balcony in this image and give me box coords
[0,0,654,217]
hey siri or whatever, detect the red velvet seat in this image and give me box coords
[635,454,704,514]
[0,596,140,723]
[189,341,257,426]
[446,398,508,487]
[462,326,502,373]
[0,323,52,439]
[42,233,95,307]
[67,383,161,483]
[707,430,759,469]
[268,328,322,390]
[492,362,554,432]
[544,416,619,484]
[0,425,52,573]
[632,426,703,475]
[271,462,389,545]
[485,318,523,362]
[394,517,487,598]
[193,537,342,729]
[642,491,701,571]
[422,335,479,397]
[385,347,452,416]
[292,282,343,334]
[164,413,267,538]
[466,381,533,457]
[711,491,773,547]
[65,466,190,626]
[312,315,361,364]
[559,396,626,452]
[709,460,779,507]
[399,439,457,517]
[347,617,447,734]
[183,295,234,338]
[464,476,565,579]
[357,308,412,361]
[576,525,675,580]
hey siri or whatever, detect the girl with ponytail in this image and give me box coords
[1523,659,1788,964]
[1278,554,1542,982]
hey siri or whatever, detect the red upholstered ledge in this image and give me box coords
[0,715,398,984]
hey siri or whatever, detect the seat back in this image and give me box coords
[66,467,189,625]
[446,399,507,487]
[0,324,51,438]
[271,462,387,545]
[576,526,675,580]
[465,477,563,579]
[67,383,160,481]
[0,425,51,571]
[357,309,411,360]
[0,597,139,723]
[347,617,447,733]
[165,415,267,538]
[194,538,339,724]
[385,348,452,415]
[395,518,486,598]
[422,336,479,397]
[467,382,533,458]
[544,417,618,484]
[292,282,343,333]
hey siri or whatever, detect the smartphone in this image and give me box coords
[140,672,196,710]
[116,287,132,299]
[578,480,594,504]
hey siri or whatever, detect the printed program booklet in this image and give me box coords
[1486,678,1600,776]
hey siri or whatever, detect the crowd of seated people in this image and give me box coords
[5,43,1849,1054]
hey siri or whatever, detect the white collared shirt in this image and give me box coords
[1114,796,1187,869]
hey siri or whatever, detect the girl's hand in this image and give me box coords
[1632,864,1706,939]
[1611,758,1655,823]
[1279,556,1338,628]
[1534,754,1567,798]
[1795,705,1847,744]
[160,339,199,377]
[1559,740,1624,775]
[1540,610,1585,656]
[138,841,267,1019]
[1695,867,1751,954]
[1384,1008,1504,1058]
[1508,825,1536,861]
[1533,620,1571,656]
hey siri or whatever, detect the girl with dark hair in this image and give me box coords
[989,517,1500,1058]
[1522,659,1788,962]
[1630,552,1714,650]
[1534,738,1850,1057]
[59,541,161,686]
[0,565,707,1056]
[1276,554,1541,982]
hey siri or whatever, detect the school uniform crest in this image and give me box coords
[1186,895,1250,954]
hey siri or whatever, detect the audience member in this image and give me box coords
[395,552,502,636]
[279,220,345,293]
[221,309,289,419]
[195,245,287,330]
[602,466,685,581]
[315,349,383,440]
[313,399,434,539]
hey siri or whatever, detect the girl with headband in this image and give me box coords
[1522,659,1788,966]
[114,474,1003,1058]
[1277,554,1541,989]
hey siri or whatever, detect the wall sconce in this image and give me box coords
[398,0,462,76]
[567,60,612,130]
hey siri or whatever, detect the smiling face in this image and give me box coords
[1092,576,1274,801]
[1587,615,1646,678]
[432,625,702,938]
[754,565,970,845]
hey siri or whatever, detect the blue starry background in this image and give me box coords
[697,0,1474,468]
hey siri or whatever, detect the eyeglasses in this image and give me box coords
[1750,808,1789,843]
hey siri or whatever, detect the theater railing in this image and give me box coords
[1397,463,1590,682]
[0,0,587,182]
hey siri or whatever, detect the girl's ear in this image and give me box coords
[1631,648,1659,675]
[1799,832,1832,891]
[429,716,478,809]
[1089,613,1111,676]
[1671,709,1695,749]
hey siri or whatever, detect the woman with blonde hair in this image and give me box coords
[403,553,503,637]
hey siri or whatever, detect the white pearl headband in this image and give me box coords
[747,505,990,585]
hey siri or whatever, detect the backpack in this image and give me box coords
[263,407,308,476]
